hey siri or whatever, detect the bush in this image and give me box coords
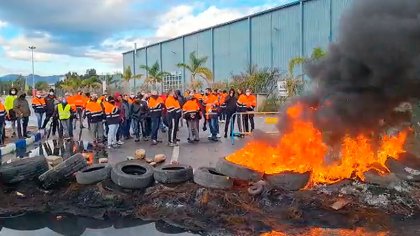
[259,97,284,112]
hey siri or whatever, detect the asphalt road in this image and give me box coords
[2,113,279,170]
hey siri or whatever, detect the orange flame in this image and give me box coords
[227,103,408,185]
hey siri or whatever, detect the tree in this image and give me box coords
[177,51,213,89]
[285,47,327,97]
[60,72,81,92]
[35,81,50,91]
[104,74,118,86]
[230,65,280,95]
[122,66,133,92]
[140,62,169,90]
[81,75,101,92]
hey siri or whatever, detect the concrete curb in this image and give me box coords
[0,131,43,157]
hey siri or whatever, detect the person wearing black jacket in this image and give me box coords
[224,88,237,138]
[42,89,59,136]
[130,95,149,142]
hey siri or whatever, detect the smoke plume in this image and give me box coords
[292,0,420,138]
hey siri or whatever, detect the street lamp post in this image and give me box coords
[29,46,36,96]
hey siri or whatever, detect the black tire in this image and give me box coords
[1,213,47,230]
[215,157,263,181]
[46,214,86,236]
[264,171,310,191]
[75,164,111,185]
[76,217,113,229]
[154,164,193,184]
[155,220,187,234]
[39,153,88,189]
[386,157,420,182]
[193,167,233,189]
[113,218,151,229]
[0,156,48,184]
[110,160,154,189]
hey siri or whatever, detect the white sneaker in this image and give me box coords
[117,140,124,145]
[208,134,212,138]
[216,134,221,138]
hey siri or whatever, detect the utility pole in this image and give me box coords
[133,43,137,93]
[29,46,36,96]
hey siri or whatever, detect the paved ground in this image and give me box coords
[1,114,277,169]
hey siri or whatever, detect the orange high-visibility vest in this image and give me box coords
[73,94,86,108]
[85,101,103,123]
[103,102,120,124]
[0,102,6,119]
[32,97,46,112]
[165,95,181,113]
[148,96,163,116]
[66,96,77,112]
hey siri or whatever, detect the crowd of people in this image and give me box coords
[0,87,257,148]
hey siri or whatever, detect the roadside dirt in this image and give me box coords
[0,178,419,235]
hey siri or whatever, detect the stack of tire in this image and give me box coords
[109,160,193,189]
[191,157,311,191]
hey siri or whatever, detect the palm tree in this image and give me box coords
[122,66,133,92]
[286,47,327,97]
[177,51,213,88]
[139,61,169,90]
[104,74,118,86]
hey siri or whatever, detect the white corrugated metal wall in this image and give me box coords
[122,0,354,88]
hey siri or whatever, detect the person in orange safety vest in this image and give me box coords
[183,92,201,143]
[147,90,164,145]
[237,88,257,132]
[165,90,181,146]
[84,94,105,144]
[203,88,219,141]
[73,91,86,129]
[32,91,46,129]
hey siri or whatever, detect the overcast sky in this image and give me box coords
[0,0,293,76]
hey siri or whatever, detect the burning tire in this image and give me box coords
[0,156,48,184]
[193,167,233,189]
[154,164,193,184]
[110,160,154,189]
[386,156,420,182]
[215,157,263,181]
[75,164,111,185]
[264,171,310,191]
[39,153,88,189]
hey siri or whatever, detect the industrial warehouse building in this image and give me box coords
[122,0,353,89]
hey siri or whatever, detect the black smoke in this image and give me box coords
[288,0,420,139]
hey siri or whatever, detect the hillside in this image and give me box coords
[0,74,63,84]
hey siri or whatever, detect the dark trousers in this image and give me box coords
[17,116,29,138]
[122,118,131,138]
[69,118,74,137]
[167,113,180,143]
[224,112,236,136]
[144,117,151,138]
[151,116,161,141]
[219,108,226,121]
[76,107,84,128]
[132,118,143,139]
[209,115,219,137]
[42,113,59,135]
[0,122,5,145]
[243,113,255,132]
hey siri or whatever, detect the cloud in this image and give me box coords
[155,5,265,38]
[0,20,7,28]
[0,0,155,46]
